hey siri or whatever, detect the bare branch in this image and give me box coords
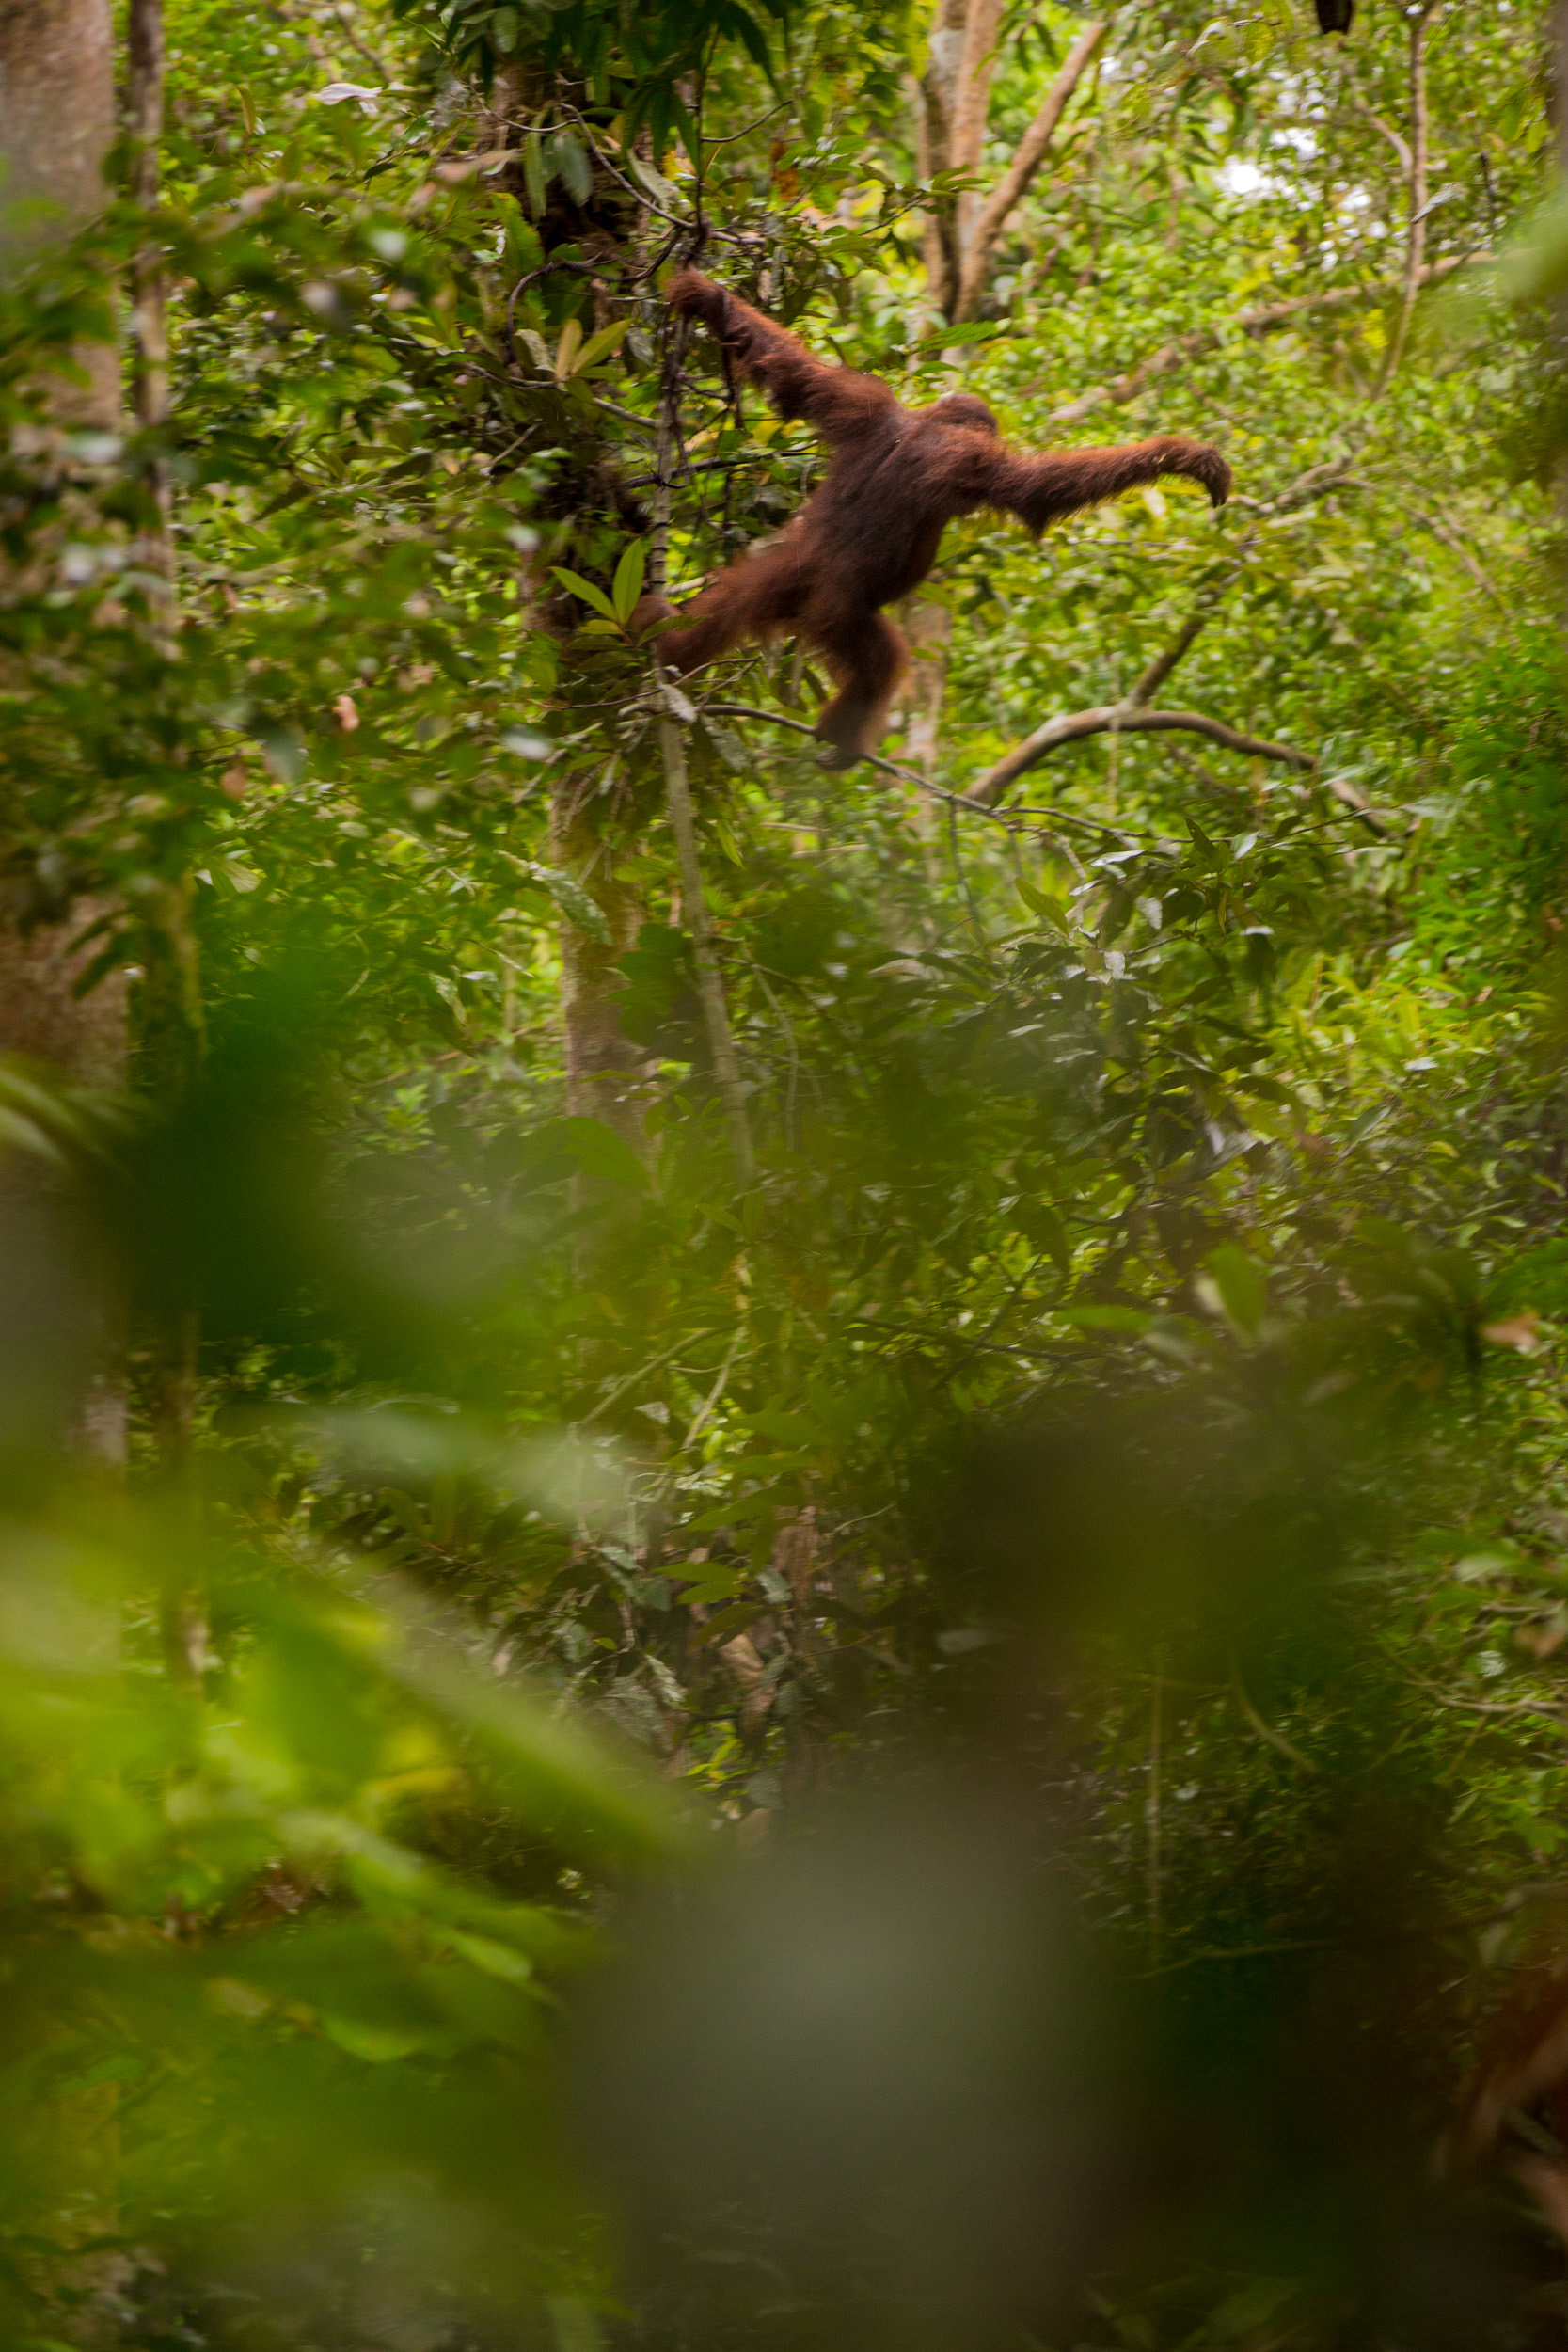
[1322,772,1397,836]
[965,707,1314,806]
[959,455,1363,806]
[952,18,1106,324]
[1050,252,1481,425]
[1127,593,1227,707]
[1348,90,1411,177]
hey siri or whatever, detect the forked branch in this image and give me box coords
[952,17,1106,323]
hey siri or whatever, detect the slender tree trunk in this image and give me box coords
[548,782,648,1153]
[900,601,948,887]
[128,0,171,540]
[125,0,205,1505]
[648,314,754,1182]
[916,0,968,315]
[1371,2,1442,400]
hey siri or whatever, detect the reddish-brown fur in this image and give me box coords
[638,271,1232,769]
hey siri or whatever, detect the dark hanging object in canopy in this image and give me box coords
[1315,0,1354,27]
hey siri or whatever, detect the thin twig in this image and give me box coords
[1405,503,1510,612]
[331,1,395,84]
[1231,1659,1322,1773]
[575,1334,709,1429]
[127,0,171,563]
[678,1324,746,1454]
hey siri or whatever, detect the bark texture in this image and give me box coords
[0,0,127,1481]
[0,0,119,421]
[548,784,647,1152]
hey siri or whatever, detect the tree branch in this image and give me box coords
[964,706,1314,806]
[952,18,1105,324]
[959,451,1367,806]
[1050,251,1481,425]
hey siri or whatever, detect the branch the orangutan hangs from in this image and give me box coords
[634,273,1232,770]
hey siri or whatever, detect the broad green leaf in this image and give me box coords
[554,129,593,205]
[1203,1244,1268,1338]
[611,538,648,623]
[524,859,614,943]
[522,129,546,216]
[573,317,632,374]
[553,317,584,381]
[549,566,619,624]
[555,1114,648,1190]
[1016,876,1067,927]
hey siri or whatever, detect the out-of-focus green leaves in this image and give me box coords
[0,1485,673,2340]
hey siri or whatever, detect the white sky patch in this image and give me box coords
[1217,158,1273,199]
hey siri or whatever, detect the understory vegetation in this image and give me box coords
[5,0,1568,2344]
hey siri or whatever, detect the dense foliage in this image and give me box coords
[4,0,1568,2344]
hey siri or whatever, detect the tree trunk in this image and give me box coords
[0,0,127,1468]
[549,781,647,1154]
[916,0,969,315]
[0,0,119,422]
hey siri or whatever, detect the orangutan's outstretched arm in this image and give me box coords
[671,272,898,446]
[974,436,1231,531]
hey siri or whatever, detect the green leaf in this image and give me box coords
[554,130,593,207]
[1203,1244,1268,1338]
[611,538,648,623]
[573,317,631,374]
[694,1601,766,1646]
[674,1570,743,1607]
[525,861,613,943]
[522,130,546,217]
[553,316,584,380]
[628,153,679,207]
[556,1115,648,1190]
[1053,1305,1151,1333]
[718,1,773,77]
[549,567,619,624]
[1016,876,1067,928]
